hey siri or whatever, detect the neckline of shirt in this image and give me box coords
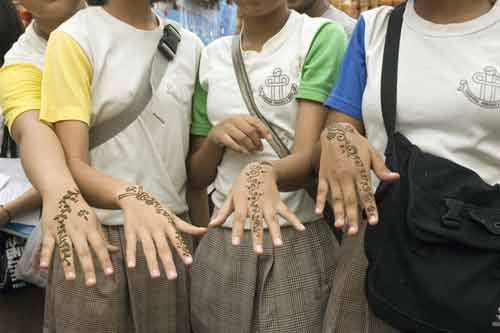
[240,10,298,57]
[404,0,500,37]
[94,6,164,35]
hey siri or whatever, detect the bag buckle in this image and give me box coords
[158,24,181,61]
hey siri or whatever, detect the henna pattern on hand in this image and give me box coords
[78,210,90,221]
[54,189,80,266]
[118,186,190,257]
[245,162,271,239]
[326,124,377,218]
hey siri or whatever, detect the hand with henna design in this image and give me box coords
[39,189,119,287]
[315,122,400,236]
[117,185,207,279]
[210,161,305,255]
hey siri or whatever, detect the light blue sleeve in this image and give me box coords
[324,16,367,120]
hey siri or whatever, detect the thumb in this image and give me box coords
[209,193,235,228]
[369,147,400,182]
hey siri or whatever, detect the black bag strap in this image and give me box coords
[381,3,406,150]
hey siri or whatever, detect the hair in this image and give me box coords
[0,0,24,67]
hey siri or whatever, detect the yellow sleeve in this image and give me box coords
[40,31,93,126]
[0,64,42,132]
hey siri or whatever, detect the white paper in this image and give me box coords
[0,158,40,226]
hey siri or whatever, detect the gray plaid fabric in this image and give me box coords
[322,224,400,333]
[190,220,338,333]
[43,223,192,333]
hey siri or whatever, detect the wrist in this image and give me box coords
[0,204,13,224]
[115,184,140,208]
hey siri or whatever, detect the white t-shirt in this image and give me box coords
[326,0,500,188]
[193,11,347,227]
[322,5,356,38]
[41,7,203,225]
[3,23,46,71]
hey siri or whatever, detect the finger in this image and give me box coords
[39,234,56,270]
[315,177,329,214]
[277,203,305,231]
[330,178,346,229]
[226,124,259,153]
[87,231,114,277]
[164,219,193,265]
[125,230,137,269]
[97,224,119,253]
[174,218,207,236]
[72,237,97,287]
[56,230,77,281]
[232,198,248,246]
[356,169,379,225]
[246,116,272,140]
[264,209,283,247]
[221,133,248,154]
[370,147,400,182]
[234,118,264,151]
[341,178,360,236]
[209,193,234,227]
[251,211,264,255]
[139,233,161,278]
[152,233,177,280]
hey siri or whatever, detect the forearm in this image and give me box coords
[3,187,42,219]
[186,185,209,228]
[66,157,128,210]
[12,112,80,201]
[187,135,223,190]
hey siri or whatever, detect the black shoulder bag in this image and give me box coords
[365,4,500,333]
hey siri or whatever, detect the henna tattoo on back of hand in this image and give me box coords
[54,189,80,266]
[245,162,270,237]
[326,124,377,218]
[118,186,190,257]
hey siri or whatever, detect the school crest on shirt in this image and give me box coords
[458,66,500,109]
[259,68,298,106]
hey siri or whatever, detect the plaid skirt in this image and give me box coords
[43,224,192,333]
[322,224,399,333]
[190,220,338,333]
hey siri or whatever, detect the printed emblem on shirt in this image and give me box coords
[259,68,298,106]
[458,66,500,109]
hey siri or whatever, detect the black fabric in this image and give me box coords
[365,4,500,333]
[1,128,17,158]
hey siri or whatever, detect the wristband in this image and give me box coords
[0,204,12,224]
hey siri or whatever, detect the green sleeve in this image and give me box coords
[297,22,348,103]
[190,78,212,137]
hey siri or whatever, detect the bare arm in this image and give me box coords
[0,187,41,229]
[186,185,209,228]
[187,135,224,191]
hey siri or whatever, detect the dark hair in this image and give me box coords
[0,0,24,67]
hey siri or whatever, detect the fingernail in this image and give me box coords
[335,219,344,228]
[128,260,136,268]
[349,227,357,235]
[40,261,48,268]
[86,277,96,286]
[389,172,399,177]
[315,207,321,214]
[275,239,283,246]
[185,256,193,265]
[67,272,75,280]
[167,271,178,280]
[369,216,378,225]
[232,238,240,246]
[255,245,263,253]
[105,267,114,275]
[151,269,160,278]
[267,134,272,140]
[298,224,306,231]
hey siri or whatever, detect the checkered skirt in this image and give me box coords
[190,220,338,333]
[43,224,192,333]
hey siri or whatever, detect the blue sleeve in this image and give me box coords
[324,17,367,120]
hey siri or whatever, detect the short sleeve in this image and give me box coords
[324,17,367,120]
[190,77,212,136]
[297,22,348,104]
[39,31,93,126]
[0,64,42,132]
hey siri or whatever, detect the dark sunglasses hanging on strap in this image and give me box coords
[365,4,500,333]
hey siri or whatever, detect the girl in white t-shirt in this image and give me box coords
[187,0,347,330]
[39,0,206,331]
[214,0,500,332]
